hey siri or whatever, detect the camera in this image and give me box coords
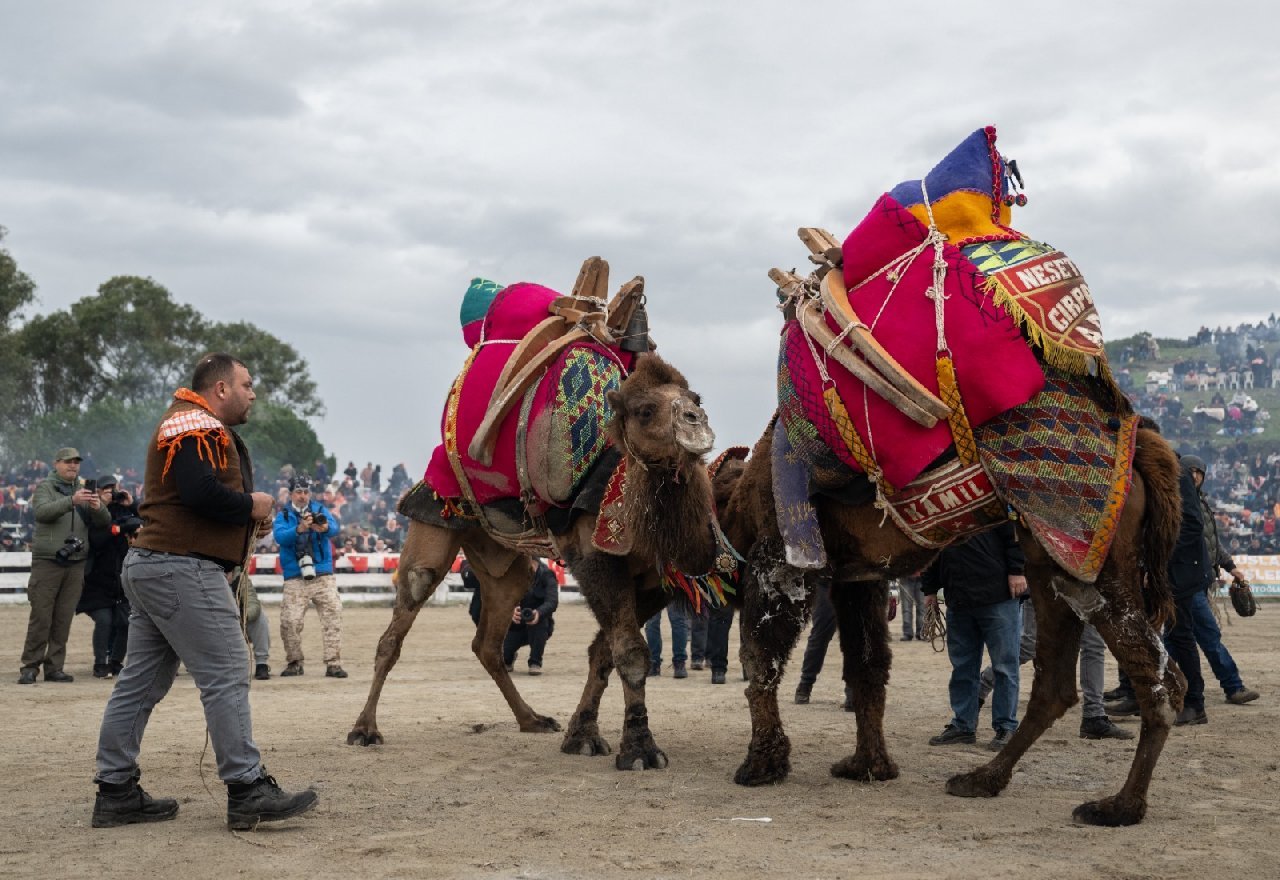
[298,553,317,581]
[308,511,327,529]
[112,490,129,504]
[111,516,144,538]
[520,608,536,624]
[54,535,85,564]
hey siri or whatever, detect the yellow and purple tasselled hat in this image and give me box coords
[460,277,503,349]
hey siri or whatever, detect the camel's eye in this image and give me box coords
[635,403,656,421]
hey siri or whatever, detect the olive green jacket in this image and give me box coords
[31,475,111,563]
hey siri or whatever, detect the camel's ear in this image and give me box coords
[605,389,625,416]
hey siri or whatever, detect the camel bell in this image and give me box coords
[620,302,653,353]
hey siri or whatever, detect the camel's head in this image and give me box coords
[607,353,714,471]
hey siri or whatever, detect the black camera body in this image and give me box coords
[307,510,327,528]
[54,535,85,564]
[520,608,537,624]
[112,490,129,504]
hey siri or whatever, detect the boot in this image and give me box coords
[254,664,271,681]
[648,661,661,677]
[226,774,318,831]
[93,664,112,679]
[92,777,179,828]
[1226,687,1260,705]
[672,661,688,679]
[1080,716,1135,740]
[17,667,37,685]
[793,682,812,705]
[280,661,304,677]
[325,665,348,679]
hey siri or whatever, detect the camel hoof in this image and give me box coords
[346,728,383,747]
[946,768,1005,798]
[733,734,791,786]
[561,734,612,757]
[518,715,562,733]
[1072,797,1145,827]
[830,753,899,782]
[615,748,668,771]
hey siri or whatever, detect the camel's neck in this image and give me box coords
[622,459,717,575]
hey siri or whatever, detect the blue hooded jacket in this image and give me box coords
[273,500,341,579]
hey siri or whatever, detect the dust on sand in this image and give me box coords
[2,601,1277,879]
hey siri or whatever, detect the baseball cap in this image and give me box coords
[97,474,119,489]
[55,447,82,462]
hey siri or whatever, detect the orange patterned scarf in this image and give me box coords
[157,388,231,479]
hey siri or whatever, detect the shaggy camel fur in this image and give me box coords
[348,353,720,771]
[718,425,1184,826]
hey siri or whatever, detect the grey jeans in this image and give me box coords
[979,598,1108,719]
[95,549,263,785]
[246,609,270,665]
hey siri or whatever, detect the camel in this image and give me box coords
[709,219,1186,824]
[347,324,721,771]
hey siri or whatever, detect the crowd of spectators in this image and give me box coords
[2,457,418,559]
[1116,319,1280,557]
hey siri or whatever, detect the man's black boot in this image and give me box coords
[92,778,179,828]
[226,774,318,831]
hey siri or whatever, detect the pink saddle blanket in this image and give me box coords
[423,282,630,508]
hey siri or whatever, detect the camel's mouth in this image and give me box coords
[672,397,714,457]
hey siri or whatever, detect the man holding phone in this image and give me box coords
[18,447,110,684]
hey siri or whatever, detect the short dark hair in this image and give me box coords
[192,353,247,393]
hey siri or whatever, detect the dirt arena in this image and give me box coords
[2,599,1277,880]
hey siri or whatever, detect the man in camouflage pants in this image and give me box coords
[272,477,346,678]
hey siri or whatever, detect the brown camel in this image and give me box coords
[347,352,721,771]
[718,412,1184,826]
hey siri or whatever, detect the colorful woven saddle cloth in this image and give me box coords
[423,281,627,511]
[976,366,1139,583]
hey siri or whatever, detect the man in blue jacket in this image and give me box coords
[923,520,1028,752]
[273,476,345,678]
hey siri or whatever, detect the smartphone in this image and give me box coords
[84,479,97,492]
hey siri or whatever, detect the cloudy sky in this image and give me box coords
[3,1,1278,474]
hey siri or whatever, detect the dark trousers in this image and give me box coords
[503,618,552,666]
[21,559,85,673]
[706,604,735,673]
[689,612,709,663]
[1165,594,1206,711]
[86,604,130,666]
[797,585,838,687]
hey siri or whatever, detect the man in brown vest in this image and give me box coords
[92,353,319,831]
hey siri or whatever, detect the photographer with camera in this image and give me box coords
[77,475,141,679]
[273,475,346,678]
[18,447,110,685]
[501,557,559,675]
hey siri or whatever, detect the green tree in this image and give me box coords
[0,265,329,473]
[0,228,38,458]
[237,401,328,489]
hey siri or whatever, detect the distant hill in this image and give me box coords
[1104,325,1280,452]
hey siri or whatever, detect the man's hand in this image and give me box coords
[249,492,274,521]
[72,488,96,506]
[313,517,330,534]
[925,594,940,610]
[1230,568,1247,584]
[511,607,539,625]
[1008,574,1029,598]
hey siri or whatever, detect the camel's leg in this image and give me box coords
[734,538,815,786]
[470,550,562,733]
[947,571,1082,798]
[829,579,899,782]
[562,588,667,757]
[567,541,668,770]
[1071,598,1182,826]
[347,523,462,746]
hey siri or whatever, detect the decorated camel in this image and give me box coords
[713,127,1184,826]
[347,258,728,770]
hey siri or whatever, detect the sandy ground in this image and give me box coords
[2,599,1277,880]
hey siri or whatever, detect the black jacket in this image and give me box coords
[467,561,559,628]
[1168,466,1215,599]
[921,521,1025,609]
[78,501,139,614]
